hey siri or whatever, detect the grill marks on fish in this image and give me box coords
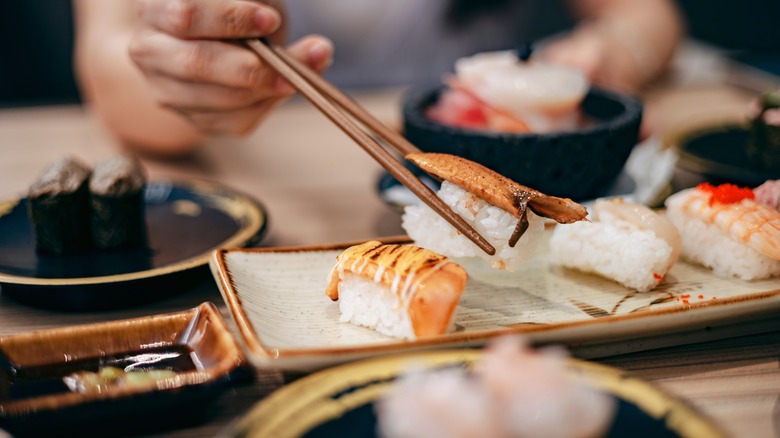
[406,153,587,244]
[347,241,447,278]
[325,241,457,303]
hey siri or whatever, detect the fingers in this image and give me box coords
[286,35,334,72]
[141,0,281,39]
[178,99,284,135]
[130,32,334,108]
[130,32,279,90]
[273,35,334,93]
[130,32,333,136]
[541,29,643,94]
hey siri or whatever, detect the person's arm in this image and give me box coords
[73,0,333,157]
[74,0,204,156]
[542,0,684,93]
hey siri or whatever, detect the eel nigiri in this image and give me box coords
[402,152,588,271]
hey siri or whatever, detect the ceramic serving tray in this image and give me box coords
[229,349,724,438]
[211,234,780,372]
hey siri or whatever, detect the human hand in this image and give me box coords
[129,0,333,135]
[541,26,659,139]
[540,27,647,95]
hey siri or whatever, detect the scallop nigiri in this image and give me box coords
[549,198,681,291]
[665,183,780,280]
[325,240,468,340]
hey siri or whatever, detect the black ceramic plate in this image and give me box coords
[675,124,780,187]
[230,350,723,438]
[0,180,267,310]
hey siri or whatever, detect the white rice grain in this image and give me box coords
[665,202,780,280]
[337,274,415,340]
[402,181,543,271]
[549,220,673,292]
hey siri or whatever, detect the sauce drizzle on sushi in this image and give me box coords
[326,241,460,303]
[325,241,468,339]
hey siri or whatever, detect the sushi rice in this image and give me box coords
[336,274,417,340]
[665,191,780,280]
[548,217,674,292]
[402,181,544,271]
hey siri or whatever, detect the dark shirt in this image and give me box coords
[0,1,79,107]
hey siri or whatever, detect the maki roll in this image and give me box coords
[28,156,92,255]
[89,155,147,250]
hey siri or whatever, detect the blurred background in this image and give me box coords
[0,0,778,108]
[0,2,78,107]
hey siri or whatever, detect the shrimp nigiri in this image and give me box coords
[665,183,780,280]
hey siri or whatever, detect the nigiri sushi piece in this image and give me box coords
[665,183,780,280]
[325,241,468,340]
[549,198,681,292]
[402,152,588,271]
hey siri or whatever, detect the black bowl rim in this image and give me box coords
[672,122,780,185]
[402,84,643,141]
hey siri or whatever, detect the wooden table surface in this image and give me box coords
[1,67,779,437]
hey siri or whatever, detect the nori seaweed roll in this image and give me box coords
[28,156,92,255]
[89,155,147,250]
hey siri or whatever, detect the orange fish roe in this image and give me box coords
[653,273,663,281]
[697,182,755,206]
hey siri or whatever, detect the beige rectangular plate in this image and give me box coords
[211,234,780,372]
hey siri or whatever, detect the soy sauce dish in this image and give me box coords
[0,302,246,436]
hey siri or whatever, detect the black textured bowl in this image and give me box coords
[403,86,643,200]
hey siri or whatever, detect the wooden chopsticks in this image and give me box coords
[246,39,496,256]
